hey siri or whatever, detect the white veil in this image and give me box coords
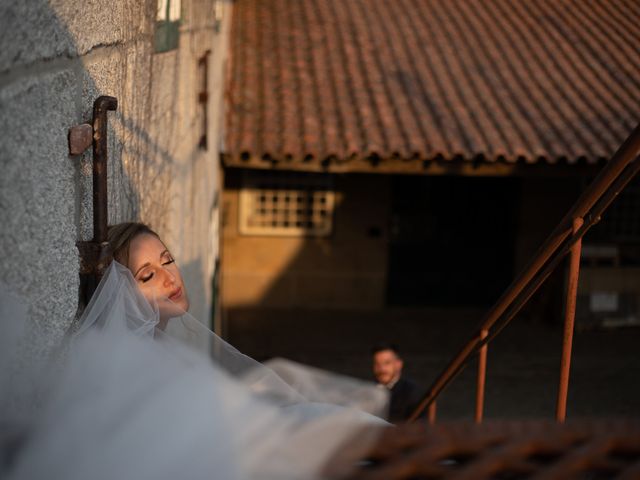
[1,262,388,480]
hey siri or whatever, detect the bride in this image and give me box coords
[0,223,388,480]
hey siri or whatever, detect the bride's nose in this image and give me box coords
[162,268,177,286]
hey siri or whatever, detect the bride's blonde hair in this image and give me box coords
[107,222,160,268]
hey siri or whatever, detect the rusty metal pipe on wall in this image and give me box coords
[70,96,118,308]
[92,96,118,243]
[409,123,640,422]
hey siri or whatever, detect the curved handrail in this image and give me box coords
[409,122,640,422]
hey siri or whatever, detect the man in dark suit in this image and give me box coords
[372,343,424,423]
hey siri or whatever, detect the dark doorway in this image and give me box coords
[387,175,521,307]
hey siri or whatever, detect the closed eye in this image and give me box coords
[140,272,154,283]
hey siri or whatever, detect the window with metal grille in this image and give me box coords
[239,171,335,236]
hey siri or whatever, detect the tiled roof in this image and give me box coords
[224,0,640,172]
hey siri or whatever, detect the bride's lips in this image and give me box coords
[168,287,182,302]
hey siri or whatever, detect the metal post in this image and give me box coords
[556,217,584,422]
[475,328,488,423]
[427,401,436,425]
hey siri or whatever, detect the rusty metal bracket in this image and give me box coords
[68,123,93,155]
[71,96,118,307]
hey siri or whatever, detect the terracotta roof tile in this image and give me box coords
[224,0,640,171]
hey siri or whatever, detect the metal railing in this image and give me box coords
[409,122,640,423]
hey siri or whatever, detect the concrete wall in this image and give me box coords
[0,0,231,354]
[221,172,391,310]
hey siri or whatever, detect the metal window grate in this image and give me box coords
[239,171,335,236]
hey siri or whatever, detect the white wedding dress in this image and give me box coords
[0,263,388,480]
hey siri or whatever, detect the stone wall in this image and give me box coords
[221,172,391,311]
[0,0,231,353]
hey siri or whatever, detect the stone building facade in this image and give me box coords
[0,0,231,354]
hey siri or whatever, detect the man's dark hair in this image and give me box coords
[371,342,401,358]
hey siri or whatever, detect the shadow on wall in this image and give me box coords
[0,3,123,348]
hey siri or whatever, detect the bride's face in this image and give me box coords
[127,233,190,321]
